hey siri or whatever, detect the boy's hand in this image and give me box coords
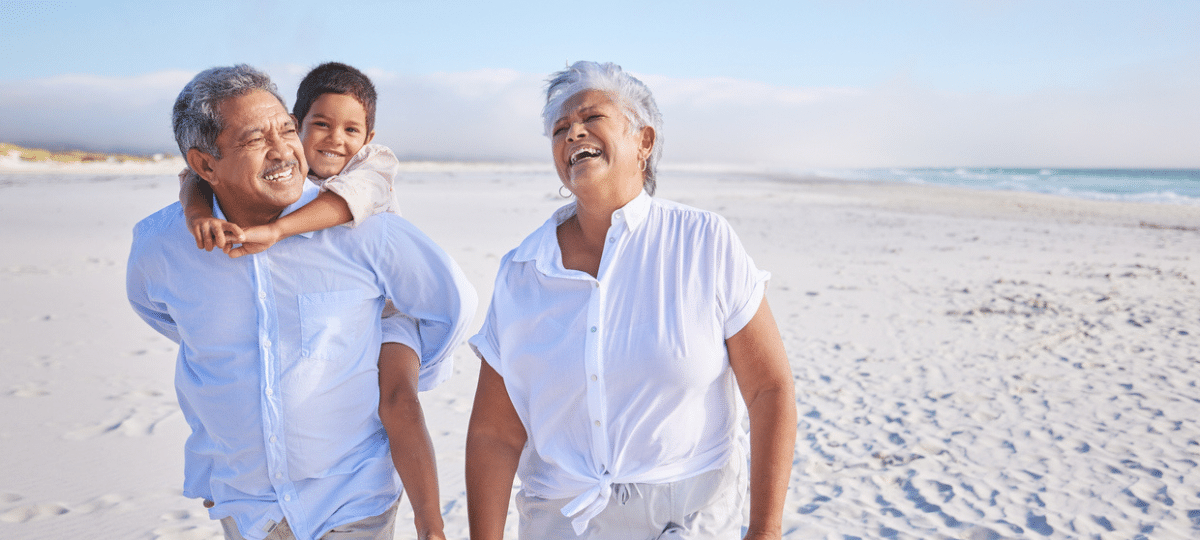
[227,224,283,258]
[188,216,245,253]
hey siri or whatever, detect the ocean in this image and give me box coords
[822,168,1200,206]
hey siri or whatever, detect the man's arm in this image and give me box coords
[179,168,244,252]
[378,343,445,540]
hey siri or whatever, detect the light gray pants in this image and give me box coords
[516,457,746,539]
[219,503,398,540]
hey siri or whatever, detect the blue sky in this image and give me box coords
[2,0,1198,167]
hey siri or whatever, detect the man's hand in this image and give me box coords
[187,216,244,253]
[227,224,283,258]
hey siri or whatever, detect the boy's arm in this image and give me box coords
[180,168,244,252]
[226,190,353,258]
[378,343,446,540]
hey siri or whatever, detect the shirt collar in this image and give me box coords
[212,182,320,239]
[511,190,651,265]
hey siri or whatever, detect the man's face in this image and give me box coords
[206,89,307,224]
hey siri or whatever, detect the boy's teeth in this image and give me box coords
[321,151,338,158]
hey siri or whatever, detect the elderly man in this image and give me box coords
[126,65,475,540]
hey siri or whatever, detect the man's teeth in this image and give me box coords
[264,168,293,181]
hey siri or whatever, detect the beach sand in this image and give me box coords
[1,163,1197,539]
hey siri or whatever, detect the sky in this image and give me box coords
[1,0,1198,168]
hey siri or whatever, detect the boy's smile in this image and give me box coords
[299,92,375,180]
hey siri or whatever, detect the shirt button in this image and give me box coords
[590,374,598,381]
[263,339,272,348]
[258,291,266,300]
[265,388,274,396]
[275,473,282,479]
[590,326,597,333]
[607,237,615,243]
[270,435,277,443]
[594,420,601,427]
[284,494,291,502]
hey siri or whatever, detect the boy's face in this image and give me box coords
[299,93,375,179]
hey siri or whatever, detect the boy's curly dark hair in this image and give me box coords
[293,62,378,133]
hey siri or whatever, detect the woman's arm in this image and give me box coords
[727,298,797,540]
[378,343,446,540]
[466,360,527,540]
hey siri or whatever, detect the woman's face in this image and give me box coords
[551,89,653,200]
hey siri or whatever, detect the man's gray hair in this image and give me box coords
[542,61,664,196]
[172,65,285,159]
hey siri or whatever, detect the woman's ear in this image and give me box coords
[186,148,219,186]
[639,126,656,162]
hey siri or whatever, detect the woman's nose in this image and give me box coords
[567,122,587,141]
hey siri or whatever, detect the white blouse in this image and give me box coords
[469,191,769,533]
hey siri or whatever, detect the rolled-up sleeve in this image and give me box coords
[375,217,477,391]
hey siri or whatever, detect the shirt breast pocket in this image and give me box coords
[298,289,378,360]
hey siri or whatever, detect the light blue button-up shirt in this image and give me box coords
[127,184,476,540]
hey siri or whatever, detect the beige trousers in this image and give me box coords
[219,503,398,540]
[516,456,747,539]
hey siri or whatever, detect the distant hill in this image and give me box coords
[1,142,168,164]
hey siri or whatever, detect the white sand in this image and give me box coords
[1,163,1197,539]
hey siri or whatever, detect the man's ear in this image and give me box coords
[186,148,219,186]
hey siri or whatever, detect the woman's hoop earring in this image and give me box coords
[559,185,572,198]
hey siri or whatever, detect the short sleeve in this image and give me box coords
[319,145,401,227]
[467,301,502,375]
[716,218,771,339]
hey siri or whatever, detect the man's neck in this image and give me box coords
[213,196,285,228]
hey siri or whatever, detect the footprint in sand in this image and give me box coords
[7,381,49,397]
[72,493,130,514]
[154,509,221,540]
[0,502,69,523]
[63,402,178,440]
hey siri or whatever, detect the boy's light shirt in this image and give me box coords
[311,143,402,226]
[127,183,476,540]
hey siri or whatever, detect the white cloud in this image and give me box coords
[1,66,1197,168]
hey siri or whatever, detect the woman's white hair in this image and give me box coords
[542,61,663,195]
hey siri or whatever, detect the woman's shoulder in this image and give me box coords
[647,196,735,233]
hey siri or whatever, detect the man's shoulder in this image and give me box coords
[132,202,186,244]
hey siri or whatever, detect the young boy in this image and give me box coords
[178,63,447,540]
[180,61,401,256]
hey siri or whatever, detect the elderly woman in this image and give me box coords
[466,61,797,539]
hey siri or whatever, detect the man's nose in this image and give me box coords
[265,132,292,160]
